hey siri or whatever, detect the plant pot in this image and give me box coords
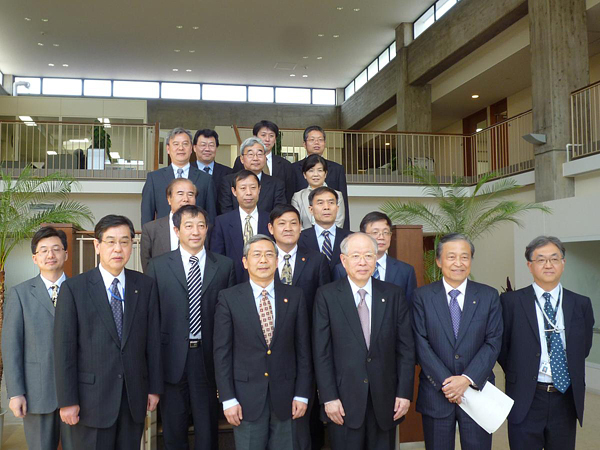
[0,408,7,448]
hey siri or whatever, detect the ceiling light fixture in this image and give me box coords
[186,69,192,72]
[25,17,31,21]
[302,56,308,59]
[48,63,54,66]
[19,116,34,122]
[316,56,323,60]
[62,64,69,67]
[385,142,390,146]
[337,6,343,10]
[37,42,44,46]
[354,8,360,11]
[192,26,199,30]
[173,68,178,71]
[176,25,183,29]
[41,18,48,22]
[471,94,480,99]
[317,33,324,37]
[53,43,59,47]
[47,151,58,155]
[174,49,180,52]
[333,34,339,38]
[302,74,308,78]
[290,74,296,77]
[189,50,195,53]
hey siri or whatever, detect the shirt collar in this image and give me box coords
[239,207,258,220]
[532,282,561,303]
[377,253,387,269]
[180,244,206,262]
[277,245,298,260]
[40,272,66,290]
[442,277,468,296]
[315,223,336,237]
[171,162,190,173]
[98,263,126,292]
[249,279,275,300]
[197,160,214,171]
[347,277,372,298]
[256,171,263,181]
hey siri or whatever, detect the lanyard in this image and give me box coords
[109,286,125,302]
[534,287,563,351]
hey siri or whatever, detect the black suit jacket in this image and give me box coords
[233,154,295,202]
[313,278,415,430]
[199,161,234,199]
[146,249,235,386]
[214,282,312,422]
[141,165,217,225]
[298,226,352,273]
[140,215,172,272]
[218,172,286,215]
[209,209,271,283]
[333,256,417,304]
[293,157,350,230]
[54,268,163,428]
[498,285,594,425]
[412,280,502,419]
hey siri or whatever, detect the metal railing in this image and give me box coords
[75,232,142,274]
[570,81,600,160]
[0,120,158,179]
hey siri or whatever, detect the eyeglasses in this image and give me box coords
[368,230,392,238]
[101,239,132,248]
[248,251,276,259]
[197,143,216,149]
[169,141,191,149]
[35,246,65,256]
[346,253,376,263]
[532,257,564,266]
[243,150,265,159]
[306,138,325,144]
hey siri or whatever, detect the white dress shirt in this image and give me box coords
[376,253,387,282]
[266,152,273,175]
[197,160,214,175]
[277,245,298,280]
[532,283,566,383]
[180,246,207,339]
[171,162,190,179]
[40,272,66,297]
[348,277,373,324]
[98,264,126,311]
[168,212,179,251]
[238,207,259,235]
[314,223,337,253]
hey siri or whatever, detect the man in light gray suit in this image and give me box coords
[141,177,197,272]
[2,226,73,450]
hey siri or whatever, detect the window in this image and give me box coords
[248,86,274,103]
[113,80,159,98]
[161,82,201,100]
[42,78,82,96]
[367,60,379,81]
[202,84,246,102]
[275,87,311,104]
[312,89,336,105]
[378,49,390,70]
[414,5,435,38]
[84,79,112,97]
[389,42,396,60]
[345,81,355,101]
[436,0,458,19]
[14,77,41,95]
[355,69,368,91]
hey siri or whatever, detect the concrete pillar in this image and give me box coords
[396,23,432,132]
[529,0,588,202]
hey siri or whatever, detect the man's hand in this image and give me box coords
[442,375,471,404]
[324,399,345,425]
[9,396,27,418]
[60,405,80,425]
[292,400,308,419]
[147,394,160,412]
[393,397,410,420]
[224,404,243,426]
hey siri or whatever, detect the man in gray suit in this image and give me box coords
[140,177,197,272]
[2,226,73,450]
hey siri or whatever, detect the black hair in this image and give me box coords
[303,125,326,142]
[359,212,392,233]
[269,204,301,224]
[302,154,328,174]
[94,215,135,241]
[233,170,260,188]
[525,236,566,261]
[31,226,68,254]
[308,186,338,206]
[252,120,279,137]
[172,205,209,229]
[193,129,220,147]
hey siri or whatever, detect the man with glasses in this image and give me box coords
[333,212,417,303]
[3,226,74,450]
[218,136,286,214]
[313,232,415,450]
[54,215,163,449]
[142,127,216,226]
[499,236,594,450]
[193,129,233,198]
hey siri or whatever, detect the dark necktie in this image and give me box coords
[50,284,59,307]
[373,263,381,280]
[281,254,293,285]
[357,289,370,349]
[321,230,333,261]
[542,292,570,393]
[203,166,211,174]
[448,289,461,339]
[188,255,203,336]
[110,278,123,341]
[176,168,183,178]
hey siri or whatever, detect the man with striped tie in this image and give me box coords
[146,205,235,449]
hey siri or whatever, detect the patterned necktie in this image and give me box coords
[259,289,274,346]
[542,292,570,393]
[110,278,123,341]
[188,255,203,336]
[281,254,293,285]
[357,289,370,349]
[50,284,59,307]
[243,215,254,245]
[448,289,462,339]
[321,230,333,261]
[203,166,211,174]
[373,263,381,280]
[176,168,184,178]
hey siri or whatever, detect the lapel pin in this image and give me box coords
[473,301,476,304]
[302,257,306,262]
[135,290,138,294]
[284,298,288,303]
[382,298,386,303]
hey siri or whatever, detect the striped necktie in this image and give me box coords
[321,230,333,261]
[188,255,203,336]
[373,263,381,280]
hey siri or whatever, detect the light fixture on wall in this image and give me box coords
[522,133,546,145]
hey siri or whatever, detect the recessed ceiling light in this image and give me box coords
[471,94,480,99]
[337,6,343,10]
[354,8,360,11]
[189,50,195,53]
[24,17,31,21]
[317,56,323,60]
[53,43,59,47]
[41,18,48,22]
[290,74,296,77]
[173,68,178,71]
[333,34,340,38]
[186,69,192,72]
[317,33,324,37]
[37,42,44,46]
[192,26,199,30]
[48,63,54,67]
[385,142,390,146]
[302,56,308,59]
[62,64,69,67]
[174,49,180,52]
[302,74,308,78]
[176,25,183,29]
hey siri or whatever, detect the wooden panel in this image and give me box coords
[41,223,78,278]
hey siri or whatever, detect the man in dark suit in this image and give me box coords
[140,177,197,272]
[214,234,312,449]
[3,227,73,450]
[412,233,502,450]
[313,232,415,450]
[498,236,594,450]
[298,186,351,273]
[54,215,163,449]
[193,128,233,198]
[146,205,235,450]
[232,120,295,202]
[333,212,417,303]
[218,136,286,214]
[267,203,331,450]
[293,126,349,229]
[141,127,217,225]
[210,170,270,282]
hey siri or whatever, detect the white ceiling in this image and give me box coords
[0,0,435,89]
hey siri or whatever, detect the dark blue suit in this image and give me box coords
[412,279,503,450]
[297,226,351,274]
[202,161,233,199]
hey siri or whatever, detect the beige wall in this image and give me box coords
[507,86,532,117]
[590,52,600,84]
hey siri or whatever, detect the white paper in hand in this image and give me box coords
[458,382,514,434]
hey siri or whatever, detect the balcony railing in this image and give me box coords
[75,231,143,274]
[570,81,600,160]
[0,120,158,179]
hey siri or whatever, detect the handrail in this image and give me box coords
[0,119,157,126]
[233,125,242,146]
[571,79,600,96]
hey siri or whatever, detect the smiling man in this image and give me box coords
[193,129,233,197]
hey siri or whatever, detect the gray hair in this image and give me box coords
[340,232,377,256]
[166,127,193,146]
[435,233,475,260]
[242,234,278,258]
[525,236,565,261]
[240,136,266,155]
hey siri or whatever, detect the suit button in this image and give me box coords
[185,337,189,341]
[265,372,269,377]
[536,352,541,357]
[267,350,272,355]
[532,376,537,381]
[455,354,460,360]
[367,358,372,363]
[121,350,125,355]
[118,374,123,379]
[363,379,368,384]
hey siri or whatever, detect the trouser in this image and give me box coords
[23,409,74,450]
[422,405,492,450]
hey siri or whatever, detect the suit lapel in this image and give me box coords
[88,268,121,347]
[157,216,172,253]
[292,248,308,285]
[431,281,456,346]
[237,283,268,347]
[188,165,200,184]
[561,287,575,342]
[385,258,399,283]
[455,280,479,348]
[162,166,175,186]
[168,249,187,290]
[200,251,218,296]
[519,285,541,344]
[336,279,368,350]
[230,212,244,259]
[369,281,387,351]
[121,270,139,348]
[303,228,320,252]
[258,176,272,210]
[258,211,270,235]
[270,284,289,347]
[30,275,55,316]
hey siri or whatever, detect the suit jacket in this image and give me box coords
[313,278,415,430]
[141,165,217,226]
[333,256,417,304]
[291,187,346,230]
[2,275,62,414]
[146,249,235,386]
[293,157,350,230]
[54,268,163,428]
[209,209,271,283]
[298,226,352,273]
[412,279,503,419]
[214,282,312,422]
[207,161,233,199]
[498,285,594,425]
[140,215,172,273]
[218,172,286,215]
[274,247,331,326]
[233,154,295,202]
